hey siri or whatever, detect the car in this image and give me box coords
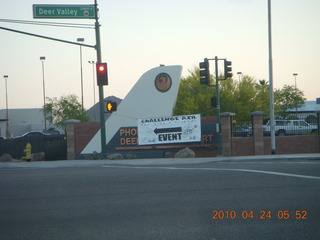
[43,129,61,135]
[234,126,252,137]
[21,131,50,137]
[263,120,318,136]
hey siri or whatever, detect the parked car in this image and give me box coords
[21,131,50,137]
[234,126,252,137]
[263,120,318,136]
[43,129,60,135]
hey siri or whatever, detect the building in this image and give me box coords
[289,98,320,113]
[286,98,320,124]
[0,108,59,138]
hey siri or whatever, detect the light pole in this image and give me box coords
[4,75,9,138]
[40,56,47,131]
[237,72,242,81]
[88,60,97,121]
[293,73,298,113]
[77,38,85,122]
[293,73,298,89]
[268,0,276,154]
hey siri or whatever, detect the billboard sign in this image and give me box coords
[137,114,201,145]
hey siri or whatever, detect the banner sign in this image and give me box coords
[137,114,201,145]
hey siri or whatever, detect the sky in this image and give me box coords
[1,0,319,110]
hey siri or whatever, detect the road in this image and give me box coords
[0,158,320,240]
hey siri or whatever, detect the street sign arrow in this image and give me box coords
[154,127,182,134]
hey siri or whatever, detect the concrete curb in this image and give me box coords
[212,153,320,162]
[0,153,319,168]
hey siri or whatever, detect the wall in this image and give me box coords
[67,115,319,160]
[226,111,320,156]
[66,122,100,160]
[263,135,320,155]
[231,138,254,156]
[231,135,320,156]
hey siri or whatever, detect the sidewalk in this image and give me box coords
[1,153,319,169]
[213,153,320,162]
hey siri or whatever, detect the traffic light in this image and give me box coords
[96,63,108,85]
[106,101,117,113]
[199,58,210,85]
[224,60,232,80]
[211,96,217,108]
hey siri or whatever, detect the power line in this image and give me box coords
[0,18,95,29]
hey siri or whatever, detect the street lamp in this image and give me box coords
[293,73,298,89]
[268,0,276,154]
[237,72,242,81]
[88,60,96,121]
[293,73,298,113]
[77,38,85,122]
[3,75,9,138]
[40,56,47,131]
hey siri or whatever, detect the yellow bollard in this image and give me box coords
[24,143,32,162]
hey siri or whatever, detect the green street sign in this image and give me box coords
[33,4,95,19]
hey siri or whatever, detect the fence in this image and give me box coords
[232,115,253,137]
[221,111,320,156]
[0,135,67,160]
[232,112,319,137]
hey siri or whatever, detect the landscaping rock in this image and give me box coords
[0,153,13,162]
[174,148,195,158]
[108,153,124,160]
[32,152,45,161]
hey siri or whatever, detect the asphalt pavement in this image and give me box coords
[0,153,320,169]
[0,153,319,240]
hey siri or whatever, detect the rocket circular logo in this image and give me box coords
[155,73,172,92]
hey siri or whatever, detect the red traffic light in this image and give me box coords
[98,64,106,72]
[96,63,108,85]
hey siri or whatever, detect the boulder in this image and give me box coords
[32,152,45,161]
[108,153,124,160]
[174,148,195,158]
[0,153,13,162]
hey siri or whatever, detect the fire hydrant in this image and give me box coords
[24,143,32,162]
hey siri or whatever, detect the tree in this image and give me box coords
[173,68,214,116]
[43,94,90,129]
[255,79,270,116]
[274,84,306,114]
[218,77,237,113]
[220,75,263,114]
[173,68,305,117]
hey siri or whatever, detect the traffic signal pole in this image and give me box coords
[200,56,232,156]
[214,56,222,156]
[94,0,107,158]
